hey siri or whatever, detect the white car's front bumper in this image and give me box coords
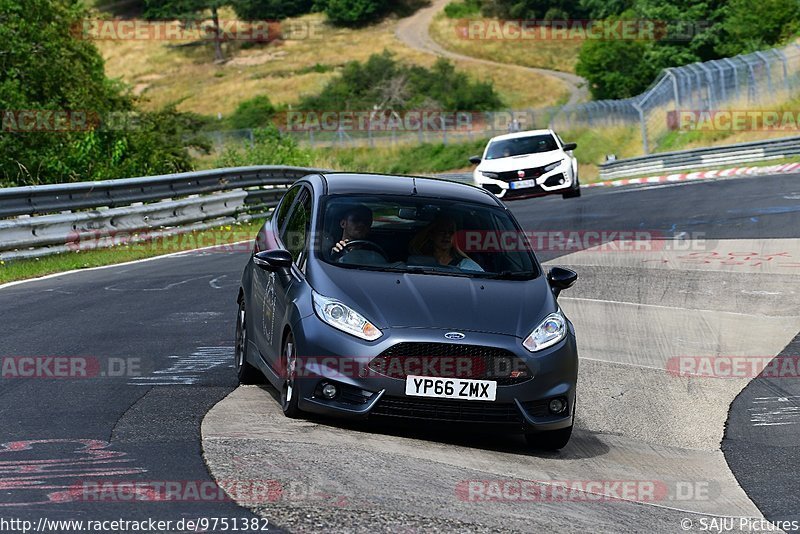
[474,164,575,198]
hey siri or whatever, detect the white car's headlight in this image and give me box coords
[480,170,499,179]
[544,160,564,173]
[312,291,382,341]
[522,311,567,352]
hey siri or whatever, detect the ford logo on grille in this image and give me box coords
[444,332,465,340]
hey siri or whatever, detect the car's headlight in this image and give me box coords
[544,160,563,173]
[312,291,382,341]
[480,171,499,179]
[522,311,567,352]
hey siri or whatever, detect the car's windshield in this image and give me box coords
[316,194,539,279]
[485,134,559,160]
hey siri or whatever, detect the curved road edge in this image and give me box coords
[395,0,589,106]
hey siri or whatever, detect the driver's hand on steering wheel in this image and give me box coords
[331,239,350,254]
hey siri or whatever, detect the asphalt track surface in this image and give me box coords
[1,173,799,532]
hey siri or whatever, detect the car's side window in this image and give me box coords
[274,186,301,236]
[281,189,311,264]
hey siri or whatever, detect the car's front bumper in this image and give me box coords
[290,315,578,433]
[474,167,574,199]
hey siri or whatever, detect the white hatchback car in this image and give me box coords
[470,129,580,200]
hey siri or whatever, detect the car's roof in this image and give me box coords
[316,172,501,206]
[488,129,554,142]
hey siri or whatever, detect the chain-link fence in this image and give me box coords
[550,43,800,154]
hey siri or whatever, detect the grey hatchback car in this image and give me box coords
[236,172,579,449]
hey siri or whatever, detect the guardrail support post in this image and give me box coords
[666,69,680,109]
[634,103,649,155]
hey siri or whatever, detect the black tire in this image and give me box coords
[280,331,302,419]
[525,424,573,450]
[562,171,581,199]
[235,299,263,385]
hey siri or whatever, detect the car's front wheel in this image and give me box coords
[280,331,302,419]
[524,424,573,450]
[235,299,263,385]
[562,178,581,199]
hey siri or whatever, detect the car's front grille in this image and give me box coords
[370,396,523,424]
[496,165,547,183]
[367,342,532,386]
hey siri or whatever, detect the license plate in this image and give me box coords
[405,375,497,401]
[509,179,536,190]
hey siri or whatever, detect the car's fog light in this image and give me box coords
[548,398,566,414]
[321,383,338,399]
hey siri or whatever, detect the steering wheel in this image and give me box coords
[337,240,390,262]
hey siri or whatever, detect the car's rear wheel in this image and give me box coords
[280,331,301,419]
[235,299,263,385]
[524,424,573,450]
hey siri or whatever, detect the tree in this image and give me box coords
[0,0,203,185]
[575,27,656,99]
[233,0,314,19]
[143,0,228,61]
[322,0,388,26]
[717,0,800,56]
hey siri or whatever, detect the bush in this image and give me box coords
[299,51,503,112]
[233,0,315,19]
[227,96,276,130]
[444,0,482,18]
[323,0,388,26]
[216,124,313,167]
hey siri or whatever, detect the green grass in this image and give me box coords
[0,220,263,285]
[314,138,490,174]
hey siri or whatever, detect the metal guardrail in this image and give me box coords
[598,135,800,179]
[0,166,327,261]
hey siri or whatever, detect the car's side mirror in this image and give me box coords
[547,267,577,298]
[562,142,577,151]
[469,155,482,165]
[253,249,293,271]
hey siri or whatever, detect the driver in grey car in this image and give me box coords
[330,204,374,259]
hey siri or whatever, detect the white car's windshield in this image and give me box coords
[485,134,559,160]
[317,195,539,279]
